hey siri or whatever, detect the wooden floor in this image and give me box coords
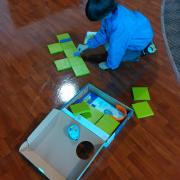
[0,0,180,179]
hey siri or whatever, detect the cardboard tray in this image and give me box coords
[19,84,133,179]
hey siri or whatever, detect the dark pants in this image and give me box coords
[122,50,142,62]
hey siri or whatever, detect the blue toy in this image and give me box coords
[67,124,80,141]
[104,109,113,115]
[74,51,81,57]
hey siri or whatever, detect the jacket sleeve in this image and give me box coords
[87,20,107,49]
[106,28,130,70]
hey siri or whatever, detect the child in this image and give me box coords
[76,0,156,70]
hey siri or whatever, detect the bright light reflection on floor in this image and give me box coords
[57,83,77,103]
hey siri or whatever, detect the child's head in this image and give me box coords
[86,0,117,21]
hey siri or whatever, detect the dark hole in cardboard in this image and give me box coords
[76,141,94,160]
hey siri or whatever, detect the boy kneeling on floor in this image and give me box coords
[76,0,157,70]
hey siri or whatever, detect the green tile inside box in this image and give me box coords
[82,105,104,124]
[96,115,120,135]
[48,43,63,54]
[132,101,154,119]
[54,58,71,71]
[132,87,150,101]
[61,41,76,50]
[70,101,90,116]
[57,33,71,41]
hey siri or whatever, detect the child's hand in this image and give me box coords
[98,62,110,70]
[76,44,88,54]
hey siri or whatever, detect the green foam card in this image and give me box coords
[64,47,77,58]
[54,58,71,71]
[61,41,76,50]
[132,101,154,119]
[70,101,90,116]
[82,105,104,124]
[47,43,63,54]
[57,33,71,41]
[96,115,120,135]
[132,87,150,101]
[68,57,84,67]
[68,57,90,77]
[72,64,90,77]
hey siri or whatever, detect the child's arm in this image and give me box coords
[87,20,107,48]
[76,20,107,55]
[106,29,130,70]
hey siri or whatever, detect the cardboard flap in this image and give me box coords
[19,108,104,179]
[21,148,65,180]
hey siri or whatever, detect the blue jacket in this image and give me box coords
[87,4,154,69]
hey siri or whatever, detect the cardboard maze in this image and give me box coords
[48,33,90,77]
[19,84,134,179]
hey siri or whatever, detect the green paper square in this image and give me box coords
[72,64,90,77]
[61,41,76,50]
[57,33,71,41]
[132,87,150,101]
[132,101,154,119]
[64,47,77,58]
[96,115,119,135]
[82,105,104,124]
[69,57,85,66]
[48,43,63,54]
[81,112,91,118]
[54,58,71,71]
[68,57,90,77]
[70,101,90,116]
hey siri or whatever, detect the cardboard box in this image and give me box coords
[19,84,133,179]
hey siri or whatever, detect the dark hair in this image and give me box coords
[86,0,117,21]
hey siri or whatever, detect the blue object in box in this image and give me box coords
[67,124,80,141]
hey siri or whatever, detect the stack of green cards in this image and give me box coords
[131,86,154,119]
[48,32,90,77]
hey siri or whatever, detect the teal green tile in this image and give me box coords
[64,47,77,58]
[47,43,63,54]
[132,87,151,101]
[96,115,120,135]
[68,57,84,66]
[82,105,104,124]
[132,101,154,119]
[72,64,90,77]
[57,33,71,41]
[70,101,90,116]
[61,41,76,50]
[54,58,71,71]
